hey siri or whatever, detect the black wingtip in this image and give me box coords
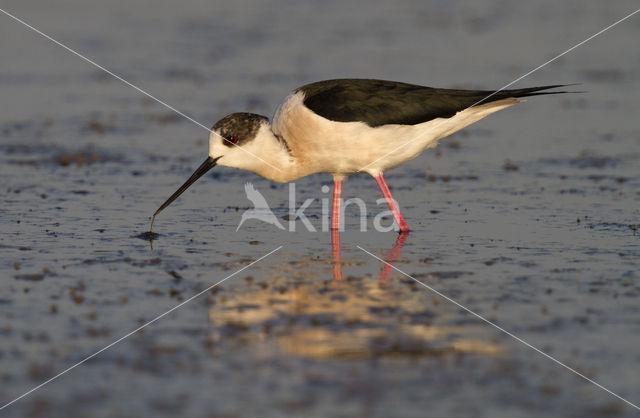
[508,83,585,97]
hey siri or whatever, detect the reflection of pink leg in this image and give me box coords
[375,173,410,232]
[331,178,343,280]
[331,229,342,280]
[380,231,409,281]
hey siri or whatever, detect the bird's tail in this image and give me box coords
[491,84,582,100]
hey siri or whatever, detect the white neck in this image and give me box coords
[215,124,301,183]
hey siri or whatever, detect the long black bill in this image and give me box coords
[150,156,219,232]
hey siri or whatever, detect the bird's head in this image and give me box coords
[150,112,271,231]
[208,112,270,168]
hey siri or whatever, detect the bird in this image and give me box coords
[236,182,285,231]
[150,78,570,234]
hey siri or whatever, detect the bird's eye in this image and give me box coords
[224,136,238,146]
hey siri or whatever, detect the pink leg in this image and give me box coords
[331,178,343,280]
[331,178,343,231]
[375,173,410,233]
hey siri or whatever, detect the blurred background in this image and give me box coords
[1,1,639,416]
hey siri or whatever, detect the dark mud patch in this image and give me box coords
[0,119,54,139]
[585,174,628,183]
[559,188,586,195]
[56,150,105,166]
[503,160,519,171]
[484,256,512,266]
[584,222,639,233]
[540,151,622,169]
[570,152,619,169]
[425,174,479,182]
[84,119,115,135]
[429,271,474,279]
[146,112,183,125]
[413,271,474,280]
[3,142,123,167]
[135,231,161,241]
[15,268,56,281]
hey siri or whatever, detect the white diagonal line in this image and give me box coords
[358,245,640,411]
[0,245,283,411]
[358,7,640,173]
[0,7,282,173]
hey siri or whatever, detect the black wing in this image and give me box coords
[296,79,569,127]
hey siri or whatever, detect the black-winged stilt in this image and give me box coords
[151,79,569,234]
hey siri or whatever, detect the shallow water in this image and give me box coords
[1,0,640,417]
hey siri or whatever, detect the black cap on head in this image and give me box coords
[213,113,269,147]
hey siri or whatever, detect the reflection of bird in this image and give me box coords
[151,79,570,233]
[236,182,284,231]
